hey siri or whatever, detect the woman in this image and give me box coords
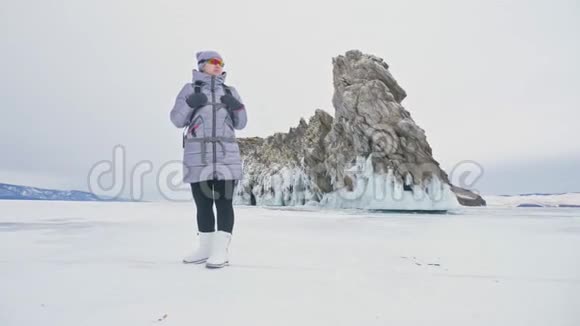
[170,50,247,269]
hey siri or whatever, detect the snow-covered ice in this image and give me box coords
[1,200,579,325]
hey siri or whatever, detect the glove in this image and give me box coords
[220,94,243,111]
[185,93,208,109]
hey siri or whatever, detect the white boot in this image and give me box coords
[183,231,213,264]
[205,231,232,269]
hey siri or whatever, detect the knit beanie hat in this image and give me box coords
[196,50,223,71]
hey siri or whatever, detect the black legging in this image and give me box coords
[190,179,236,233]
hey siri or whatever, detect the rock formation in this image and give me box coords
[233,50,485,209]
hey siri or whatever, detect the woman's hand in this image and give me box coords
[220,94,243,111]
[186,93,208,109]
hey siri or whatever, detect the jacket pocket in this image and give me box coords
[221,114,235,137]
[184,115,205,155]
[188,115,205,139]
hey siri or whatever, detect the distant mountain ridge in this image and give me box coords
[0,182,134,202]
[498,192,580,197]
[484,192,580,208]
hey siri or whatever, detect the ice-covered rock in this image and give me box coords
[234,50,484,210]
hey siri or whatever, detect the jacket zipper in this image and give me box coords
[211,76,216,179]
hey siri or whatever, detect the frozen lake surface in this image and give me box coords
[1,200,579,325]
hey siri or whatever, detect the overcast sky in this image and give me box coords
[1,0,578,200]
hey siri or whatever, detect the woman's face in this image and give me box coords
[202,60,224,76]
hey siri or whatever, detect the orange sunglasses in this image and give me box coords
[201,58,225,67]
